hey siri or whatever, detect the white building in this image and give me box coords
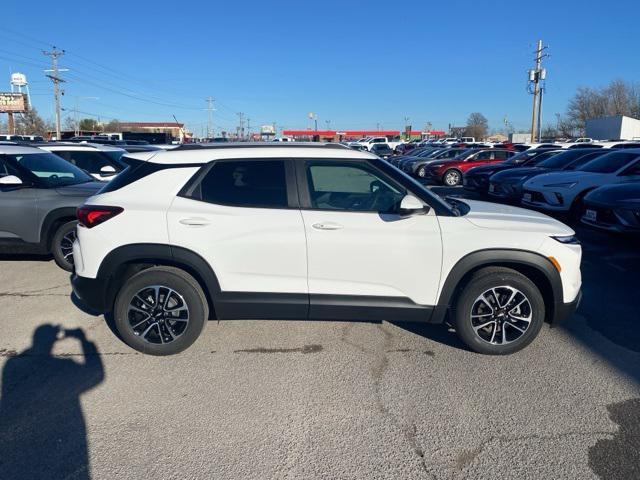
[585,115,640,141]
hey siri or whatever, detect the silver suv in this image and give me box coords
[0,145,103,271]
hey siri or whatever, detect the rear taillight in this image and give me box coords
[77,205,123,228]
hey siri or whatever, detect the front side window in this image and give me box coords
[306,162,405,213]
[197,160,288,208]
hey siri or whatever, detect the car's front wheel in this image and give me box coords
[51,220,78,272]
[452,267,545,355]
[114,266,208,355]
[417,165,427,178]
[443,169,462,186]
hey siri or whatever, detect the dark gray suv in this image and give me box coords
[0,145,103,271]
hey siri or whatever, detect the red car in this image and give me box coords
[424,149,516,186]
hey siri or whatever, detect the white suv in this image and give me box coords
[71,143,582,356]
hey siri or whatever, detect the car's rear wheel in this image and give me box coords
[52,220,78,272]
[114,267,208,355]
[443,169,462,186]
[452,267,545,355]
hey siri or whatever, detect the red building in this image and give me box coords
[282,129,445,141]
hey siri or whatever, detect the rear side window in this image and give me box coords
[197,160,288,208]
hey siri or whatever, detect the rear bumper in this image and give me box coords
[552,290,582,326]
[71,273,108,312]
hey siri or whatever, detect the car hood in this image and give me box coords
[585,182,640,208]
[55,181,104,197]
[461,199,574,235]
[491,167,547,182]
[523,170,606,188]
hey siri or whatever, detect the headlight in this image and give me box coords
[543,182,577,188]
[551,234,580,245]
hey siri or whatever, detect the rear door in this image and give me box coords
[297,158,442,317]
[167,158,308,316]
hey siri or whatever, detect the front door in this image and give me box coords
[298,159,442,320]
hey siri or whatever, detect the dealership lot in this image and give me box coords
[0,186,638,479]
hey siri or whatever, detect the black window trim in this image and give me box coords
[178,157,300,210]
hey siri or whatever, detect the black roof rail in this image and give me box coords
[28,141,99,148]
[173,142,350,151]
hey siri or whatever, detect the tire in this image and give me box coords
[417,165,427,178]
[443,169,462,186]
[113,266,208,355]
[452,267,545,355]
[51,220,78,272]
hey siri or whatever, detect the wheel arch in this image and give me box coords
[96,243,220,319]
[431,249,563,325]
[40,207,78,251]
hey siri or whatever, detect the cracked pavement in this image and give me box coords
[0,222,639,479]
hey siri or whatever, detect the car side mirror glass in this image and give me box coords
[100,165,117,176]
[398,194,429,217]
[0,175,23,186]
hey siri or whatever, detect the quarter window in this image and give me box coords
[306,162,405,213]
[197,160,289,208]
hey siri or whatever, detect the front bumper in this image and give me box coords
[71,273,108,313]
[552,290,582,326]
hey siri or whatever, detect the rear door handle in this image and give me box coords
[179,217,211,226]
[312,222,343,231]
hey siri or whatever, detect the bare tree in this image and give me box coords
[566,79,640,133]
[465,112,489,140]
[15,107,48,136]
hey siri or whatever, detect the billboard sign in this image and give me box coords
[0,93,27,113]
[260,124,275,135]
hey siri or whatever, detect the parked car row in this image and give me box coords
[458,147,640,235]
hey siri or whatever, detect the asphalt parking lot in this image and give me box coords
[1,188,639,479]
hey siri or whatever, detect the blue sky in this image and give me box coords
[2,0,639,135]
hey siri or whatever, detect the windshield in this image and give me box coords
[536,150,600,169]
[506,149,554,165]
[9,152,93,187]
[579,151,640,173]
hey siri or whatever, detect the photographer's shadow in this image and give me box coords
[0,324,104,480]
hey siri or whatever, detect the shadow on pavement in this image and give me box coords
[0,324,104,480]
[561,225,640,383]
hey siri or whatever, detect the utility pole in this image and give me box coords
[43,47,67,140]
[246,117,251,139]
[237,112,245,140]
[205,97,215,139]
[528,40,548,142]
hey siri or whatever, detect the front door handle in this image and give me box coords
[312,222,343,231]
[179,217,211,226]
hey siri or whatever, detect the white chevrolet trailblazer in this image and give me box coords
[71,143,582,356]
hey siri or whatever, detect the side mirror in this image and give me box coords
[0,175,23,186]
[398,194,429,217]
[100,165,117,177]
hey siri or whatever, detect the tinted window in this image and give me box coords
[475,151,493,160]
[536,150,600,169]
[0,157,20,177]
[563,152,605,170]
[579,152,640,173]
[198,160,288,208]
[620,160,640,176]
[61,151,113,174]
[493,150,510,160]
[306,162,405,213]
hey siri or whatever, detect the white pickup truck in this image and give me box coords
[358,136,403,151]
